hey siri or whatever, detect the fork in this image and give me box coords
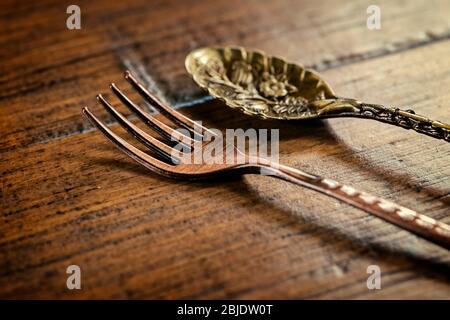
[82,71,450,250]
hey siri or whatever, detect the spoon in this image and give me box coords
[185,46,449,142]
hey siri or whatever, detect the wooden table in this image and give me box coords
[1,0,449,299]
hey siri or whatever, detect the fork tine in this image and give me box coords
[82,107,175,173]
[124,70,216,137]
[96,94,183,163]
[110,83,194,148]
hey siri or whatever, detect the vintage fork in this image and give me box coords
[82,71,450,250]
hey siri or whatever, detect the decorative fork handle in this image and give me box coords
[259,163,450,249]
[314,98,450,142]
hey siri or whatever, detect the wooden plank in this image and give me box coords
[1,40,449,298]
[1,0,449,299]
[2,0,450,152]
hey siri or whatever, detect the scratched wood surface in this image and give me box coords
[1,0,449,299]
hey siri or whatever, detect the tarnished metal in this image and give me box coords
[186,46,450,142]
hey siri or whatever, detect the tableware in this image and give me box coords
[185,46,450,142]
[82,71,450,250]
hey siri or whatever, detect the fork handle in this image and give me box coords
[259,163,450,249]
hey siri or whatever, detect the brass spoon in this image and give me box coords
[185,46,449,142]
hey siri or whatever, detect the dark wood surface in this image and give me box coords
[1,0,449,299]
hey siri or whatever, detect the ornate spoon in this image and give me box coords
[185,46,449,142]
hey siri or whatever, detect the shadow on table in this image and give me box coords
[223,175,449,275]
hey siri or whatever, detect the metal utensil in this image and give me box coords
[185,46,450,142]
[82,71,450,250]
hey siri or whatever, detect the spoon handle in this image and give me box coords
[316,99,450,142]
[261,163,450,250]
[356,103,449,142]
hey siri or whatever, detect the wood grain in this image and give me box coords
[0,0,449,299]
[2,0,450,152]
